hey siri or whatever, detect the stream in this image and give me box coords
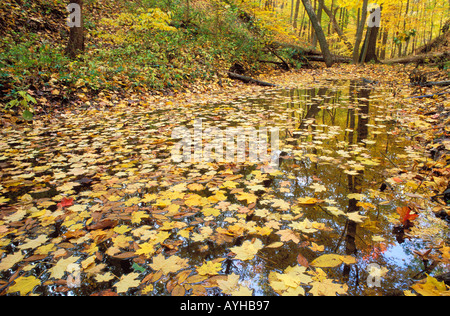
[0,78,448,296]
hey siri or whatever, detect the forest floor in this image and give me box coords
[0,63,449,296]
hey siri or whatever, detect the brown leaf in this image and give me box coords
[171,284,186,296]
[86,219,118,231]
[297,253,309,267]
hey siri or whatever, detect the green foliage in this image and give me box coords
[0,0,287,107]
[5,91,37,120]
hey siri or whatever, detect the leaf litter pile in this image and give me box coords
[1,65,450,296]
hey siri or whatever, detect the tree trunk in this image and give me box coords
[301,0,333,67]
[311,0,323,48]
[352,0,368,64]
[293,0,301,30]
[319,0,353,54]
[66,0,84,59]
[360,5,381,63]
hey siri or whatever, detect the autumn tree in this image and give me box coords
[352,0,368,64]
[360,5,381,63]
[301,0,333,67]
[66,0,84,59]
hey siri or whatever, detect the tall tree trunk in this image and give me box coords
[293,0,301,30]
[360,6,381,63]
[352,0,368,64]
[312,0,323,48]
[301,0,333,67]
[66,0,84,59]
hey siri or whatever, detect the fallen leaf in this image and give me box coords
[149,254,189,275]
[397,206,419,225]
[7,275,41,295]
[297,253,309,267]
[230,239,263,261]
[310,254,342,268]
[114,272,141,294]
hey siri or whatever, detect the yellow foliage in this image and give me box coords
[98,8,177,45]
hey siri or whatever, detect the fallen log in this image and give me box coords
[383,52,448,65]
[227,72,277,87]
[418,80,450,87]
[407,91,450,99]
[305,54,352,63]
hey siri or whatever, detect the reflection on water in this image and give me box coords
[215,79,445,295]
[1,79,448,296]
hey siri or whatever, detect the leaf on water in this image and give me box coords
[297,197,320,205]
[196,260,223,276]
[297,253,309,267]
[57,197,74,209]
[149,254,189,275]
[236,192,258,204]
[0,251,24,271]
[276,229,300,244]
[269,265,312,296]
[397,206,419,225]
[310,254,356,268]
[17,234,48,250]
[345,212,368,223]
[411,275,450,296]
[347,193,366,200]
[310,254,343,268]
[230,239,263,261]
[49,256,80,279]
[114,272,141,294]
[309,278,348,296]
[7,275,40,295]
[309,183,327,193]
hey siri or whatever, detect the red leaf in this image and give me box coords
[397,206,418,225]
[57,197,74,209]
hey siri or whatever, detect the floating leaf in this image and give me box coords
[7,275,40,295]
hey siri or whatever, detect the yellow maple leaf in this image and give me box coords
[49,256,80,279]
[0,251,24,271]
[17,234,48,250]
[309,183,327,193]
[309,278,348,296]
[208,190,227,203]
[114,272,141,294]
[131,211,149,224]
[345,212,367,223]
[276,229,300,243]
[347,193,366,200]
[202,207,220,217]
[124,196,141,207]
[221,180,238,189]
[150,254,189,275]
[184,194,209,207]
[113,225,132,234]
[187,183,204,191]
[7,275,41,295]
[230,239,263,261]
[412,275,450,296]
[236,192,258,204]
[135,242,155,258]
[196,260,223,276]
[271,199,290,210]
